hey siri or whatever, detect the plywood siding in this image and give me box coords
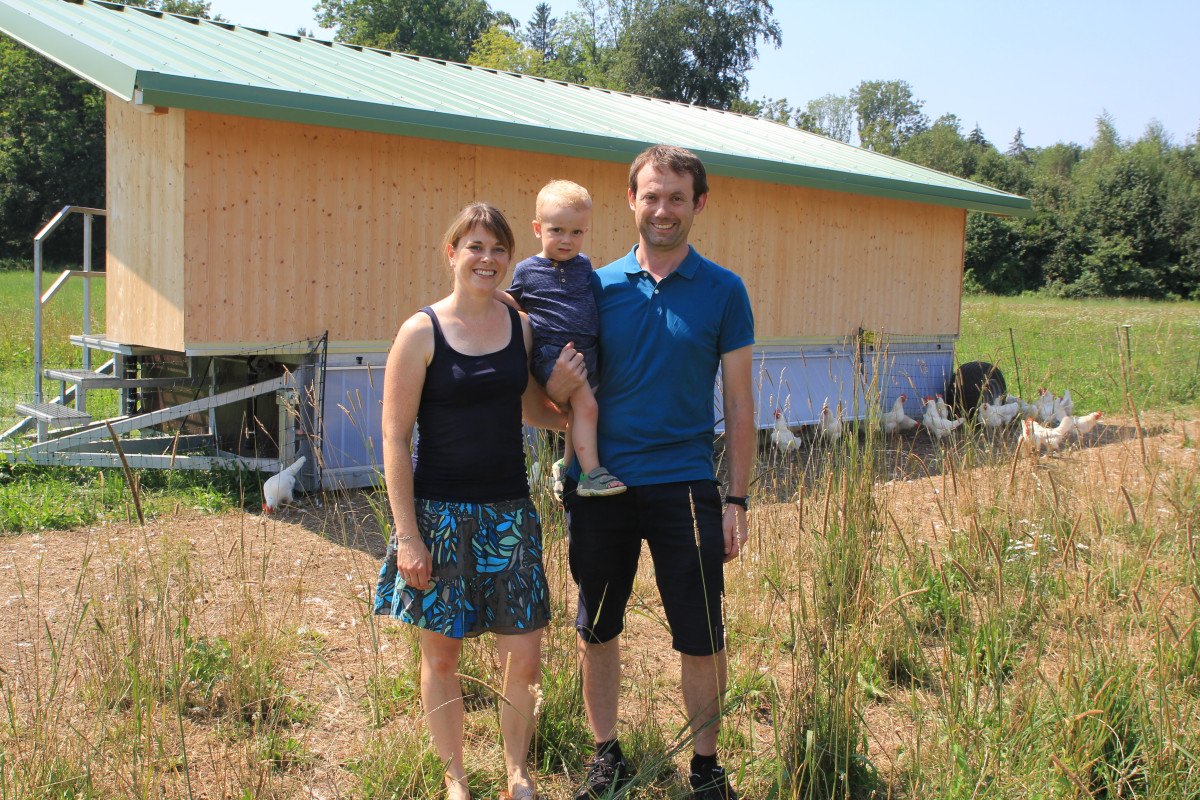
[106,99,186,350]
[171,112,964,347]
[699,176,965,339]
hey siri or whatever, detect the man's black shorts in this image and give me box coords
[563,478,726,656]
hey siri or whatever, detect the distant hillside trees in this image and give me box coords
[0,33,105,262]
[913,114,1200,300]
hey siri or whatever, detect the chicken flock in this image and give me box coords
[771,387,1103,454]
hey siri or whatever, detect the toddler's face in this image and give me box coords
[534,205,590,262]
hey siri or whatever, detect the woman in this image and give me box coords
[375,203,576,800]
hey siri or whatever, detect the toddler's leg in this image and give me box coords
[563,411,575,471]
[570,383,600,475]
[572,384,626,497]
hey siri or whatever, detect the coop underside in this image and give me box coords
[5,333,962,490]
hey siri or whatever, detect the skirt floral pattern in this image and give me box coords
[374,496,550,638]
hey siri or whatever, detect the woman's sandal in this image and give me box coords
[498,783,539,800]
[576,466,627,497]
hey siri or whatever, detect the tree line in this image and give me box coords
[2,0,1197,299]
[749,83,1200,300]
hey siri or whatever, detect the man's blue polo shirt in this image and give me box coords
[583,245,754,486]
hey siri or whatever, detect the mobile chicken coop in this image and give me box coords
[0,0,1031,488]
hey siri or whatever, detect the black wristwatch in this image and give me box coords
[724,494,749,510]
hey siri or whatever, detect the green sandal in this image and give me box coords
[577,466,627,497]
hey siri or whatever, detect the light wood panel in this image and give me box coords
[109,108,967,349]
[105,99,186,349]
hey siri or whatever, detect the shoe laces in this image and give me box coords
[582,753,622,790]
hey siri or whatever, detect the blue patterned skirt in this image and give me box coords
[374,496,551,638]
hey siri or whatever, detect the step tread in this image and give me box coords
[44,368,185,388]
[15,402,94,424]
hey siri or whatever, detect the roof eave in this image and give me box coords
[137,74,1032,217]
[0,1,138,98]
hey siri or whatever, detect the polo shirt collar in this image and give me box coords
[623,245,701,280]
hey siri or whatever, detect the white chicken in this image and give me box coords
[979,400,1020,428]
[1051,388,1075,423]
[934,393,951,420]
[1072,410,1103,436]
[1001,393,1038,420]
[264,456,306,513]
[817,401,843,442]
[772,409,801,451]
[1019,414,1076,454]
[882,394,919,434]
[922,396,963,438]
[1035,388,1057,423]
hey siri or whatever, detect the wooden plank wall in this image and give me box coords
[105,99,186,349]
[121,109,965,348]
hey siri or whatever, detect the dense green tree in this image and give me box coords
[0,35,105,260]
[794,92,853,143]
[1006,128,1029,162]
[608,0,781,110]
[535,0,619,85]
[963,212,1033,294]
[0,0,223,261]
[314,0,514,62]
[900,113,978,178]
[850,79,927,154]
[116,0,222,18]
[730,96,791,123]
[966,123,989,150]
[468,25,542,72]
[525,2,557,62]
[156,0,218,16]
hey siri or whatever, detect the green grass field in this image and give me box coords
[0,266,116,430]
[958,294,1200,414]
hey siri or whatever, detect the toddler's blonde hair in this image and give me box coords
[536,179,592,220]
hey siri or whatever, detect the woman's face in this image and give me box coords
[447,225,511,292]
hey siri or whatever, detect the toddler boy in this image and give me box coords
[507,180,625,499]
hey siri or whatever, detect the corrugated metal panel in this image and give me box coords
[0,0,1032,216]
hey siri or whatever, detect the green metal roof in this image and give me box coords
[0,0,1032,216]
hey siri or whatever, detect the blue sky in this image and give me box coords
[207,0,1199,150]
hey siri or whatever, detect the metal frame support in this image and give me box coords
[33,206,106,404]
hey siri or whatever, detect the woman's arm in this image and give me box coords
[382,312,434,590]
[518,313,571,431]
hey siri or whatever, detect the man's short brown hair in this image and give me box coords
[628,144,709,204]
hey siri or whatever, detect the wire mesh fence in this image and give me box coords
[958,322,1200,416]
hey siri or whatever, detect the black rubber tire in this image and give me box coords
[945,361,1007,416]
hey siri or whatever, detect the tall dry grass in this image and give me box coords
[2,382,1199,798]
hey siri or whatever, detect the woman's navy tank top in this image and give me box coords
[412,305,530,503]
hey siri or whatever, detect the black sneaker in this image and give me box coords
[575,750,630,799]
[690,762,738,800]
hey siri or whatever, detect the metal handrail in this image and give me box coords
[33,206,107,404]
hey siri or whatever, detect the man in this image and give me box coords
[553,144,755,800]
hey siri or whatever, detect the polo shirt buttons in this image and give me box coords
[654,289,659,294]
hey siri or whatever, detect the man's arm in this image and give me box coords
[719,345,754,562]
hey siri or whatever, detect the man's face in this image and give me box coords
[628,164,707,254]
